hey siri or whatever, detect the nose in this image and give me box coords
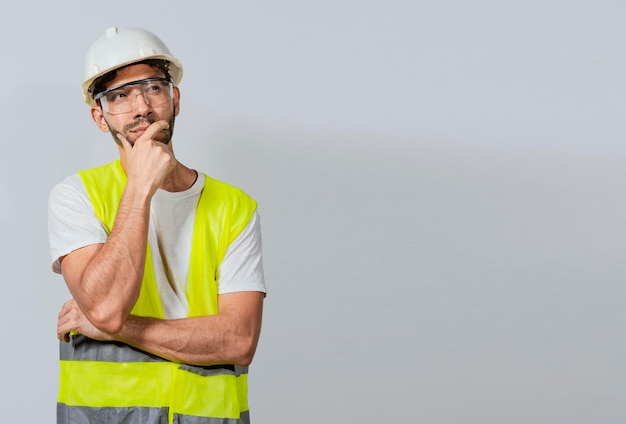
[131,91,152,117]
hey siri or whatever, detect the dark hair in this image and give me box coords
[90,58,172,103]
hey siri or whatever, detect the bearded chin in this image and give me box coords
[109,116,176,147]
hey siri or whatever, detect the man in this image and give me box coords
[48,26,266,424]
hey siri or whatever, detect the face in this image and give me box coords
[91,64,180,146]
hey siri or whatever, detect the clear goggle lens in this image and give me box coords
[94,78,173,114]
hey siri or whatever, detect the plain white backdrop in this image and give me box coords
[1,1,625,422]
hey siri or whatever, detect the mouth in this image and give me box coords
[131,126,149,136]
[122,119,172,144]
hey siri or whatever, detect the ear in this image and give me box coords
[173,86,181,116]
[91,107,110,133]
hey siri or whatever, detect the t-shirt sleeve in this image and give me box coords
[217,210,267,295]
[47,174,108,274]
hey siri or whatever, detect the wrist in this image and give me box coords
[122,180,155,207]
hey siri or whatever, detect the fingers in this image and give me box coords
[57,316,71,342]
[58,331,70,343]
[117,120,170,151]
[118,120,176,195]
[140,120,170,143]
[57,311,69,342]
[57,298,77,342]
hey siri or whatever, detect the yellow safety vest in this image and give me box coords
[57,160,257,424]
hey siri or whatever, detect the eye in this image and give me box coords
[146,83,163,93]
[106,90,128,103]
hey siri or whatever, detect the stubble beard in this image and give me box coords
[108,115,176,147]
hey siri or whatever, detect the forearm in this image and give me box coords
[68,184,152,332]
[116,315,258,366]
[61,121,178,334]
[111,292,265,366]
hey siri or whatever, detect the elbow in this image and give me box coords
[234,353,253,367]
[98,319,124,335]
[88,307,126,335]
[231,335,259,367]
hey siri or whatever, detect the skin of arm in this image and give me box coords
[60,121,176,334]
[57,292,264,366]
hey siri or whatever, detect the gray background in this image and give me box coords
[1,1,625,422]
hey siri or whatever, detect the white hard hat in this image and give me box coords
[82,26,183,106]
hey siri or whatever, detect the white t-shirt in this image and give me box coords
[48,172,266,319]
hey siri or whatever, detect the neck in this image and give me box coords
[160,163,198,192]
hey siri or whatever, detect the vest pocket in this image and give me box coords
[171,365,241,419]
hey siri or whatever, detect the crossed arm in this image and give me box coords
[56,205,263,367]
[57,275,264,366]
[57,207,264,367]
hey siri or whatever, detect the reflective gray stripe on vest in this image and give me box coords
[176,410,250,424]
[61,334,163,362]
[57,403,168,423]
[61,335,244,376]
[57,404,251,424]
[234,365,249,376]
[178,364,249,377]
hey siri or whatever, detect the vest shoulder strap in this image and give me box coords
[77,160,126,233]
[187,174,257,316]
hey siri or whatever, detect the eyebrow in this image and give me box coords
[104,70,168,91]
